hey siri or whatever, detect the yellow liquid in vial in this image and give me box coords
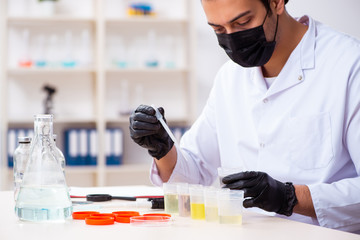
[205,206,219,222]
[164,194,179,214]
[219,215,242,224]
[191,203,205,220]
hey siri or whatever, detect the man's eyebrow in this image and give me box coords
[208,10,251,27]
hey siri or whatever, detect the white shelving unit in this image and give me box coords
[0,0,196,190]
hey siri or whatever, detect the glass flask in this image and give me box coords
[53,134,66,174]
[13,137,32,202]
[15,114,72,222]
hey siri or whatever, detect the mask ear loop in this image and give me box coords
[262,8,279,42]
[273,14,279,41]
[261,9,270,26]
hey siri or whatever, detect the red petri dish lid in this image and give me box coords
[90,213,115,219]
[85,216,115,225]
[115,216,132,224]
[73,211,100,220]
[143,213,171,217]
[112,211,140,217]
[130,216,172,226]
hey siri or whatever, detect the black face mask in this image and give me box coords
[216,11,279,67]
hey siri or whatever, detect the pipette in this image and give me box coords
[151,105,181,150]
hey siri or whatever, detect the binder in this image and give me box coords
[64,129,79,166]
[105,129,113,165]
[88,129,97,166]
[7,129,16,167]
[63,127,123,166]
[105,128,123,166]
[113,128,123,165]
[78,129,88,165]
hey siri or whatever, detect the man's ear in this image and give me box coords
[272,0,286,15]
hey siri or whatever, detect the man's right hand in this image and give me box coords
[129,104,174,160]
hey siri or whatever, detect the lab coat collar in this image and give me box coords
[298,15,315,70]
[251,15,316,98]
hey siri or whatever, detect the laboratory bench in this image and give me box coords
[1,186,359,240]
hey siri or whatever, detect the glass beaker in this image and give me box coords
[15,114,72,222]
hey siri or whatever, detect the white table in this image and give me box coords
[1,186,359,240]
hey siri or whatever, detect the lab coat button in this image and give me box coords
[263,98,268,103]
[298,75,303,81]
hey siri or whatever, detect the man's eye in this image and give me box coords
[214,28,225,34]
[236,19,251,26]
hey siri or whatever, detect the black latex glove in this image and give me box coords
[222,171,297,216]
[129,104,174,160]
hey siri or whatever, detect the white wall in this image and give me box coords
[286,0,360,40]
[194,0,360,113]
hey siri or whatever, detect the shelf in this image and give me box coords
[65,166,97,174]
[106,116,189,125]
[8,164,149,175]
[65,164,150,174]
[7,68,96,75]
[106,68,188,74]
[7,166,97,175]
[106,17,187,25]
[7,16,95,25]
[105,164,151,173]
[8,68,187,75]
[1,0,195,190]
[9,117,97,125]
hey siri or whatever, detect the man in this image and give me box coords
[129,0,360,233]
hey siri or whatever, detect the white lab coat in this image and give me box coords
[151,16,360,233]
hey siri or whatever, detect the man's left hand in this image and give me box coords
[222,171,297,216]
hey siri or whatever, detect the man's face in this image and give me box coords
[202,0,275,39]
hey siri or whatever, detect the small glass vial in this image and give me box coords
[13,137,32,202]
[189,184,205,220]
[163,182,179,214]
[204,187,219,222]
[218,189,244,225]
[177,183,190,217]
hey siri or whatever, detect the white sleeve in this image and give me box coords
[150,74,222,186]
[308,58,360,233]
[308,177,360,232]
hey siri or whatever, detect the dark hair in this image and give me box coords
[260,0,289,12]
